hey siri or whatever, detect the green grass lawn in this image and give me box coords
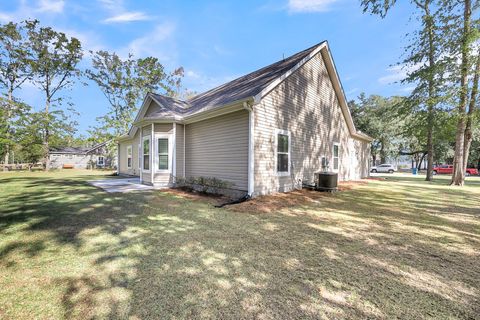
[0,170,479,319]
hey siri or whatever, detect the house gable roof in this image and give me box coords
[120,41,373,142]
[51,141,110,155]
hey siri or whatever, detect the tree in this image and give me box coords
[0,21,32,170]
[26,20,83,171]
[349,94,405,164]
[14,111,44,167]
[450,0,472,185]
[361,0,448,182]
[462,52,480,173]
[86,51,183,137]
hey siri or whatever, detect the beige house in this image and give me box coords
[117,41,372,196]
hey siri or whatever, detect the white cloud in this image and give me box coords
[103,11,152,23]
[378,65,407,85]
[98,0,152,24]
[0,12,12,22]
[186,70,201,79]
[0,0,65,23]
[121,22,176,59]
[36,0,65,13]
[287,0,340,13]
[378,63,421,85]
[345,87,359,96]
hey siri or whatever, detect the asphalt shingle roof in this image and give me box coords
[50,146,91,154]
[146,41,325,118]
[50,141,109,154]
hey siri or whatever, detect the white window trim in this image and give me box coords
[155,133,172,173]
[142,136,151,172]
[126,145,132,169]
[333,142,340,172]
[138,144,141,170]
[97,156,105,166]
[275,129,291,177]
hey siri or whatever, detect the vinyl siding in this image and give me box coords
[185,109,249,191]
[118,129,140,176]
[254,51,370,195]
[144,100,157,117]
[176,123,185,178]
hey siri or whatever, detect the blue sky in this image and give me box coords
[0,0,417,135]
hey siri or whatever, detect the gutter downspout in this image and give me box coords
[244,101,255,197]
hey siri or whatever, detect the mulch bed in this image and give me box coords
[160,181,369,213]
[229,180,369,213]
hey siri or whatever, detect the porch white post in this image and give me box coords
[116,142,120,175]
[151,123,154,184]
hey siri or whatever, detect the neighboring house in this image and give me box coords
[50,141,114,169]
[117,41,373,196]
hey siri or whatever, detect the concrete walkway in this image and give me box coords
[88,178,154,193]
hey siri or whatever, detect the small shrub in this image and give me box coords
[174,176,233,195]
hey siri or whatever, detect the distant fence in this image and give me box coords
[0,163,43,171]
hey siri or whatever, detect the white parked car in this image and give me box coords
[371,164,396,173]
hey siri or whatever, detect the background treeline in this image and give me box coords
[349,94,479,169]
[354,0,480,185]
[0,19,184,170]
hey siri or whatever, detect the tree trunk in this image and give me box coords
[418,152,427,171]
[44,98,50,171]
[380,140,386,163]
[424,3,435,182]
[451,0,471,186]
[3,88,13,171]
[462,53,480,173]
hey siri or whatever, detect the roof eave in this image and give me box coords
[183,97,254,124]
[352,133,374,142]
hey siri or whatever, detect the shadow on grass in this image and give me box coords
[0,174,479,319]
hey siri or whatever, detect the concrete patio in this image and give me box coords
[88,177,154,193]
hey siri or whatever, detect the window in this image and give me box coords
[97,156,105,166]
[157,138,169,171]
[333,143,340,171]
[143,137,150,171]
[126,145,132,168]
[276,129,290,175]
